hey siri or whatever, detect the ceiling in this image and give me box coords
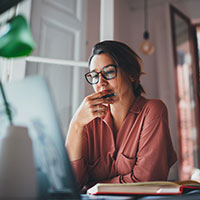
[129,0,195,10]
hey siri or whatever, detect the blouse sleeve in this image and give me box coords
[70,127,89,189]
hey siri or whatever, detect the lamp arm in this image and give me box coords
[0,80,12,125]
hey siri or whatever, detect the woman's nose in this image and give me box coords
[98,73,107,86]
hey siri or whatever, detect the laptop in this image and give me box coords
[0,76,134,200]
[0,76,80,199]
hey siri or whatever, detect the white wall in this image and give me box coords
[85,0,100,96]
[86,0,100,59]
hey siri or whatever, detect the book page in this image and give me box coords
[175,180,200,186]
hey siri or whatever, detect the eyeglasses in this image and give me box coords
[85,65,117,85]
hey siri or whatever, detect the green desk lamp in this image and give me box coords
[0,14,35,124]
[0,14,35,58]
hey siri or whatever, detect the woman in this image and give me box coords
[65,40,177,190]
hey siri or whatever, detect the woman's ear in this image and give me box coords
[129,76,134,82]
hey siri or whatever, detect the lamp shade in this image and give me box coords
[0,15,35,58]
[140,39,154,55]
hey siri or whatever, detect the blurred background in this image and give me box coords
[0,0,200,183]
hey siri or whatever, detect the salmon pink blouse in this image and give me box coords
[71,96,177,189]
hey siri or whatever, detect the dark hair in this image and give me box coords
[88,40,145,97]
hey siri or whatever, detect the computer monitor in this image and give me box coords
[0,76,80,199]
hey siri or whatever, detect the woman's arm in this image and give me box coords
[65,91,113,161]
[65,91,114,188]
[65,118,85,161]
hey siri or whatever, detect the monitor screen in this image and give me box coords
[0,76,80,199]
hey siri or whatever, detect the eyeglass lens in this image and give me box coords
[85,65,117,84]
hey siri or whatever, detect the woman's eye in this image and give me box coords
[106,70,115,74]
[105,70,115,77]
[92,74,98,78]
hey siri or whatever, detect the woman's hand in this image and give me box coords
[66,91,114,161]
[72,91,114,127]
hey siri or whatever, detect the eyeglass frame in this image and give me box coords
[84,64,117,85]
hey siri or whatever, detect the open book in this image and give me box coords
[87,180,200,195]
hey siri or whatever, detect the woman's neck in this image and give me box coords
[110,92,136,132]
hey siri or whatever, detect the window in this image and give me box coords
[170,5,200,180]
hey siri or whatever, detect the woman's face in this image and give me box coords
[89,53,134,101]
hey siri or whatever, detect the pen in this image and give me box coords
[99,93,117,99]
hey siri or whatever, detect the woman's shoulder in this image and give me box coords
[140,96,168,117]
[130,96,167,114]
[145,98,167,109]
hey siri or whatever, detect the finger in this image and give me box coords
[93,110,107,118]
[89,90,113,100]
[92,98,114,106]
[93,104,108,112]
